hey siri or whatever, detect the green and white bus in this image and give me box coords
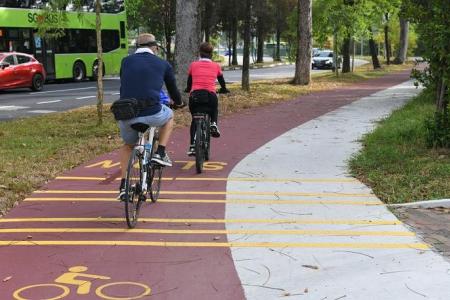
[0,0,127,81]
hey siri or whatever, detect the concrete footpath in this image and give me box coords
[1,70,450,299]
[226,80,450,299]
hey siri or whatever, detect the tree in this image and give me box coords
[242,0,252,90]
[393,17,409,64]
[36,0,105,124]
[254,0,273,63]
[271,0,295,62]
[293,0,312,84]
[174,0,202,96]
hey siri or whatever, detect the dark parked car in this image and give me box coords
[0,52,46,91]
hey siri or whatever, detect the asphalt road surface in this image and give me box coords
[0,60,368,121]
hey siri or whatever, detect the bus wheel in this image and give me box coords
[73,61,86,82]
[31,73,44,91]
[90,61,105,81]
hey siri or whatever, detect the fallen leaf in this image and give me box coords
[304,288,309,293]
[301,264,319,270]
[27,235,32,239]
[2,276,12,282]
[213,236,221,241]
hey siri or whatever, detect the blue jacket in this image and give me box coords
[120,52,181,116]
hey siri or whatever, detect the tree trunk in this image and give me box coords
[175,0,201,98]
[369,27,381,69]
[95,0,103,125]
[275,29,281,61]
[256,30,264,63]
[333,32,339,77]
[384,13,391,65]
[394,18,409,64]
[232,16,238,66]
[342,36,351,73]
[436,77,448,112]
[293,0,312,85]
[242,0,252,90]
[165,35,172,63]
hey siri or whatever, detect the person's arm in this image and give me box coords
[164,64,182,105]
[185,74,192,93]
[217,64,229,93]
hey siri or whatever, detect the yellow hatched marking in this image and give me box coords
[0,228,415,236]
[24,197,381,206]
[55,176,359,183]
[0,217,402,225]
[0,240,429,249]
[55,176,173,181]
[34,190,375,198]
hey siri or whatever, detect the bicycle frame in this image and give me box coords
[135,127,156,194]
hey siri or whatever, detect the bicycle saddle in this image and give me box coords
[131,123,149,133]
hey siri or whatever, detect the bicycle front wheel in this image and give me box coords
[149,164,163,202]
[195,121,204,174]
[124,148,143,228]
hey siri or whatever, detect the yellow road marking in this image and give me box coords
[55,176,359,183]
[0,240,429,249]
[34,190,375,198]
[0,217,402,225]
[55,176,173,181]
[0,228,415,236]
[24,197,381,206]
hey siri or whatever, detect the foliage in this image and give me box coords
[403,0,450,145]
[425,107,450,148]
[350,90,450,203]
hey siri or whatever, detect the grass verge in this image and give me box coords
[349,89,450,204]
[0,62,413,215]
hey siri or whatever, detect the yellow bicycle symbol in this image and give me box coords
[13,266,151,300]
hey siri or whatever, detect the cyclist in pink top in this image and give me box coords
[185,42,229,156]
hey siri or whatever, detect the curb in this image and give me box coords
[389,199,450,209]
[221,62,294,71]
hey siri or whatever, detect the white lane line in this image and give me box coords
[28,110,57,114]
[0,105,29,111]
[76,96,96,100]
[111,92,120,95]
[30,87,96,95]
[37,100,62,105]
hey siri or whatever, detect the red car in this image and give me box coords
[0,52,46,92]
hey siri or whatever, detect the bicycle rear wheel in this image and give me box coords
[195,120,205,174]
[149,164,163,202]
[124,149,144,228]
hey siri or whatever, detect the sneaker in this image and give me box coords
[117,179,126,201]
[210,122,221,138]
[151,153,173,167]
[186,145,195,156]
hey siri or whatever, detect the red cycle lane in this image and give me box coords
[0,71,411,300]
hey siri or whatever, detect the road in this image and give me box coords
[0,59,368,121]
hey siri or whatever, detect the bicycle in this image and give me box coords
[124,123,163,228]
[192,112,211,174]
[190,89,228,174]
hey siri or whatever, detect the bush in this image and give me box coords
[425,106,450,148]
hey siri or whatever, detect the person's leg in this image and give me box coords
[209,93,219,124]
[120,144,134,179]
[209,93,220,138]
[117,120,139,199]
[149,106,175,166]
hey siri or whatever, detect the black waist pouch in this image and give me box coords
[110,98,140,120]
[110,98,159,120]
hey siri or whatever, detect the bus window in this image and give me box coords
[102,30,119,52]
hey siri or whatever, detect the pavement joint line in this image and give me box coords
[23,197,382,206]
[0,228,415,236]
[55,176,360,183]
[34,190,376,198]
[0,240,429,249]
[0,218,402,225]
